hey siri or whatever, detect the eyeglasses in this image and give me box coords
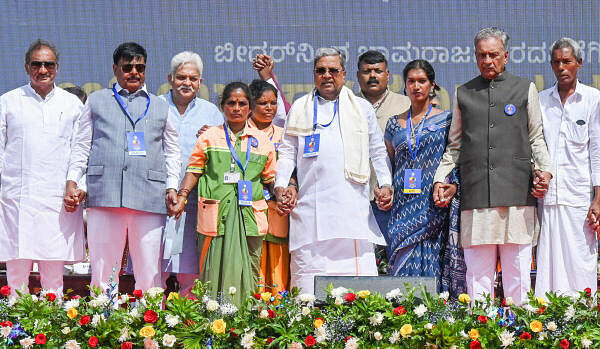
[120,63,146,73]
[314,67,343,76]
[29,61,57,70]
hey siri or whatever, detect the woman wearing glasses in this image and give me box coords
[172,82,276,304]
[384,60,466,298]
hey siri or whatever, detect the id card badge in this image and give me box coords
[263,188,272,200]
[303,134,320,158]
[223,171,241,184]
[237,180,253,206]
[403,169,422,194]
[127,132,147,156]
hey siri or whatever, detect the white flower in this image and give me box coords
[118,327,130,342]
[460,330,469,339]
[522,304,537,313]
[30,295,38,302]
[487,308,498,319]
[385,288,402,301]
[504,297,514,306]
[165,314,180,328]
[63,298,80,310]
[344,337,359,349]
[146,287,164,298]
[301,306,311,316]
[315,326,328,343]
[369,312,384,325]
[569,291,580,302]
[129,308,140,318]
[143,338,159,349]
[538,331,547,340]
[7,296,17,306]
[202,295,210,303]
[373,331,382,340]
[499,329,515,347]
[89,294,110,308]
[446,316,455,324]
[581,338,592,348]
[206,300,220,312]
[228,286,237,295]
[565,305,576,321]
[1,326,12,338]
[331,287,348,298]
[389,330,400,344]
[91,313,105,327]
[220,303,238,316]
[64,340,81,349]
[414,303,428,317]
[119,294,129,304]
[449,346,457,349]
[298,293,316,303]
[241,330,256,349]
[438,291,449,301]
[546,321,557,331]
[61,327,71,335]
[424,323,434,330]
[289,342,303,349]
[259,309,269,319]
[19,337,35,349]
[162,334,177,347]
[334,296,344,305]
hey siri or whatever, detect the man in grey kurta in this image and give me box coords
[432,27,552,305]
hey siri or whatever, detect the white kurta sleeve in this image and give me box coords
[163,109,182,189]
[434,91,462,183]
[0,100,6,176]
[589,94,600,186]
[365,104,392,187]
[66,102,92,186]
[527,83,552,174]
[266,78,288,128]
[274,125,297,188]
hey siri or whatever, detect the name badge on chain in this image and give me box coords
[223,172,241,184]
[303,134,320,157]
[403,169,422,194]
[238,180,253,206]
[127,132,146,156]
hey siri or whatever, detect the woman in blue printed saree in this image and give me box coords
[384,60,466,298]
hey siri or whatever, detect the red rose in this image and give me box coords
[560,339,570,349]
[35,333,47,345]
[253,293,261,300]
[305,335,316,347]
[345,336,352,342]
[133,289,143,299]
[230,328,238,338]
[0,286,10,297]
[520,332,532,340]
[121,342,133,349]
[477,315,487,324]
[501,298,508,307]
[537,306,546,315]
[394,306,407,315]
[470,340,482,349]
[144,310,158,324]
[184,319,195,327]
[46,293,56,302]
[0,321,12,328]
[344,293,356,302]
[78,315,91,326]
[72,295,81,300]
[597,303,600,312]
[88,336,98,348]
[266,337,274,345]
[267,309,276,319]
[584,287,592,298]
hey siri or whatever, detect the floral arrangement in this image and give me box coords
[0,282,599,348]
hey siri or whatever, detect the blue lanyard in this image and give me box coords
[312,91,338,132]
[112,83,151,129]
[405,104,433,161]
[224,123,251,175]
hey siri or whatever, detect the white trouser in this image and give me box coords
[87,207,165,292]
[463,243,532,305]
[290,238,377,295]
[162,272,198,298]
[6,259,64,297]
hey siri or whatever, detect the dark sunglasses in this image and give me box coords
[120,63,146,73]
[314,67,343,76]
[29,61,57,70]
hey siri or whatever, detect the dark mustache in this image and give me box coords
[367,78,379,84]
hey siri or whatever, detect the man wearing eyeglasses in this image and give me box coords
[66,42,181,292]
[274,47,393,294]
[0,40,87,297]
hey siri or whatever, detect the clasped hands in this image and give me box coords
[374,185,393,211]
[63,180,86,212]
[274,185,297,215]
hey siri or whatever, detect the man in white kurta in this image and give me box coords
[535,38,600,296]
[0,40,87,296]
[275,48,393,294]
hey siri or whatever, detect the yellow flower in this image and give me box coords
[535,297,548,306]
[167,292,179,301]
[211,319,227,334]
[458,294,471,304]
[400,324,413,338]
[313,318,324,328]
[139,326,155,338]
[66,307,78,319]
[468,329,479,340]
[357,290,371,298]
[530,320,543,333]
[260,292,272,303]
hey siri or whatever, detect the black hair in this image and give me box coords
[25,39,59,64]
[402,59,441,94]
[248,79,278,105]
[357,50,387,70]
[63,85,87,103]
[220,81,253,109]
[113,42,147,65]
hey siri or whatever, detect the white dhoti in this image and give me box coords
[464,243,532,305]
[6,259,64,297]
[535,204,598,297]
[290,238,377,294]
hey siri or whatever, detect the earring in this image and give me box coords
[428,90,436,98]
